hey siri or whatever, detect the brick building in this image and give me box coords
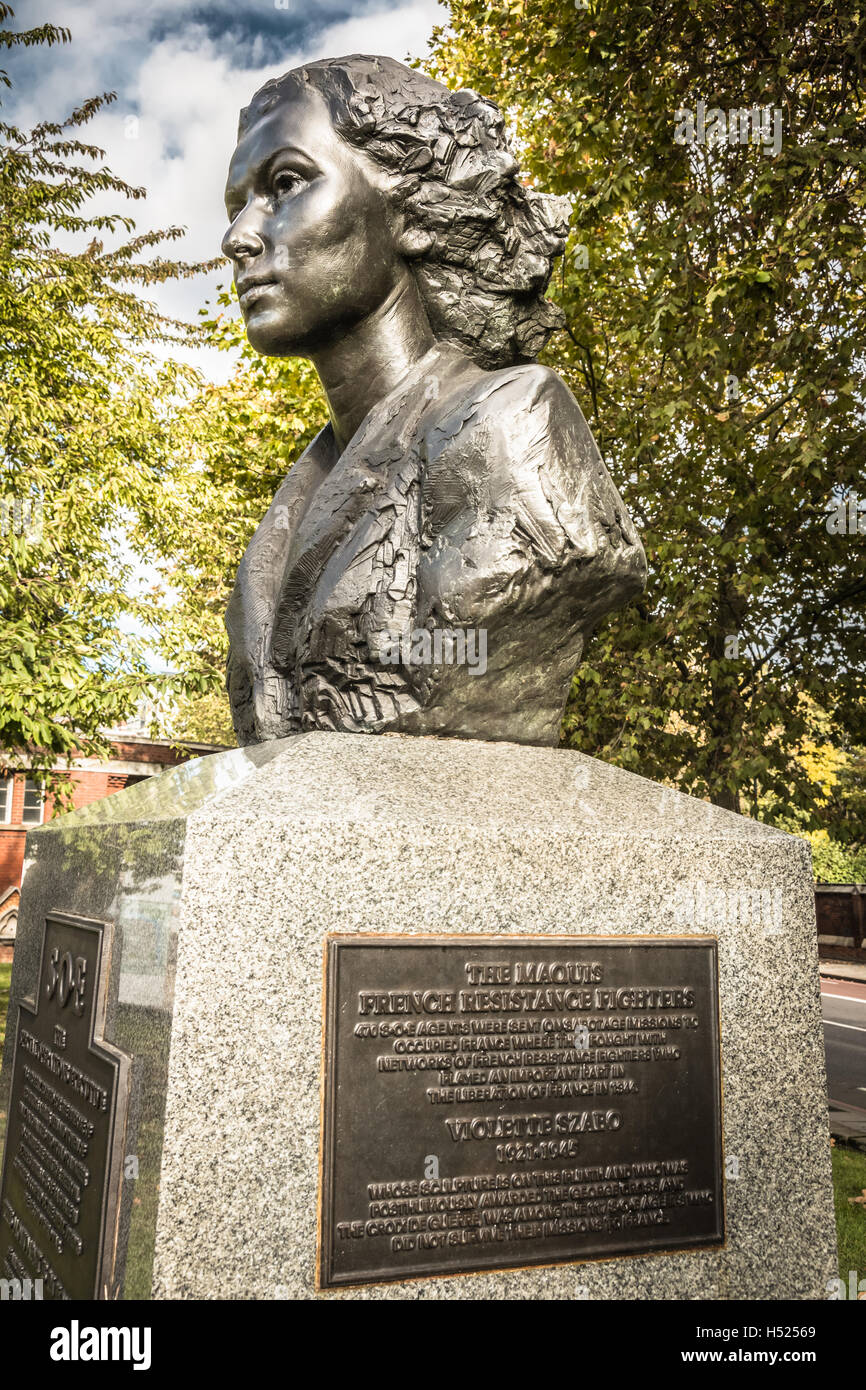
[815,882,866,964]
[0,723,225,956]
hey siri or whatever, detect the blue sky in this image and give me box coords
[4,0,446,379]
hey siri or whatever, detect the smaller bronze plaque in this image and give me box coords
[319,936,724,1288]
[0,913,130,1299]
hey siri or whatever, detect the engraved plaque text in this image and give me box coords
[320,936,724,1287]
[0,914,130,1299]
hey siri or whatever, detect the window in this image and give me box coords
[22,778,44,825]
[0,777,11,823]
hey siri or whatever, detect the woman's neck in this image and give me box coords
[311,273,436,453]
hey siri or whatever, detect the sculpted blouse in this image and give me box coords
[226,341,646,746]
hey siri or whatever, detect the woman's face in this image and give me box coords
[223,83,406,356]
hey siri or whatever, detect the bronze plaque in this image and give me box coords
[0,913,130,1299]
[319,936,723,1288]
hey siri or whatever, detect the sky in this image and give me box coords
[3,1,449,678]
[4,0,447,380]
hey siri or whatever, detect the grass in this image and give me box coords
[832,1142,866,1286]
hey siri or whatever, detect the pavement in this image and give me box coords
[820,958,866,984]
[821,975,866,1146]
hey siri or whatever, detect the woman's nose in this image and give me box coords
[222,212,265,263]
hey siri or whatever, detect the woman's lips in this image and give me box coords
[238,280,277,307]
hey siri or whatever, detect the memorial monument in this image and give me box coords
[0,55,836,1301]
[222,56,645,746]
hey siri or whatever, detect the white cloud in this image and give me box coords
[7,0,447,380]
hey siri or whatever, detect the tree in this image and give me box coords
[426,0,866,814]
[764,695,866,876]
[151,290,328,746]
[0,4,217,784]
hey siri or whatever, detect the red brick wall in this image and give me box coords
[5,774,26,824]
[0,828,26,893]
[109,741,197,767]
[816,887,866,955]
[67,770,113,813]
[0,738,218,915]
[1,767,150,899]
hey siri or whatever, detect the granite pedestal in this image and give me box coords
[0,733,837,1298]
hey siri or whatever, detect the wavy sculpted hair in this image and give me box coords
[238,55,571,370]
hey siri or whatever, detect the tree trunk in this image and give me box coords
[710,785,741,813]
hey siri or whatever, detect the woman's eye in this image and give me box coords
[272,171,303,198]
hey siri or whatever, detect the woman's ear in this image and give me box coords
[377,169,433,258]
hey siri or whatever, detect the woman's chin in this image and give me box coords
[244,311,304,357]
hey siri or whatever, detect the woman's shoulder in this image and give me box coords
[419,352,642,572]
[426,357,588,441]
[421,355,602,498]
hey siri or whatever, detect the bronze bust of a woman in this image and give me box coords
[222,55,645,747]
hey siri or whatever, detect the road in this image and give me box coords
[821,977,866,1121]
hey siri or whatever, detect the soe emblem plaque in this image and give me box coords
[0,913,130,1300]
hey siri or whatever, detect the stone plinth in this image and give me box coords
[0,733,836,1299]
